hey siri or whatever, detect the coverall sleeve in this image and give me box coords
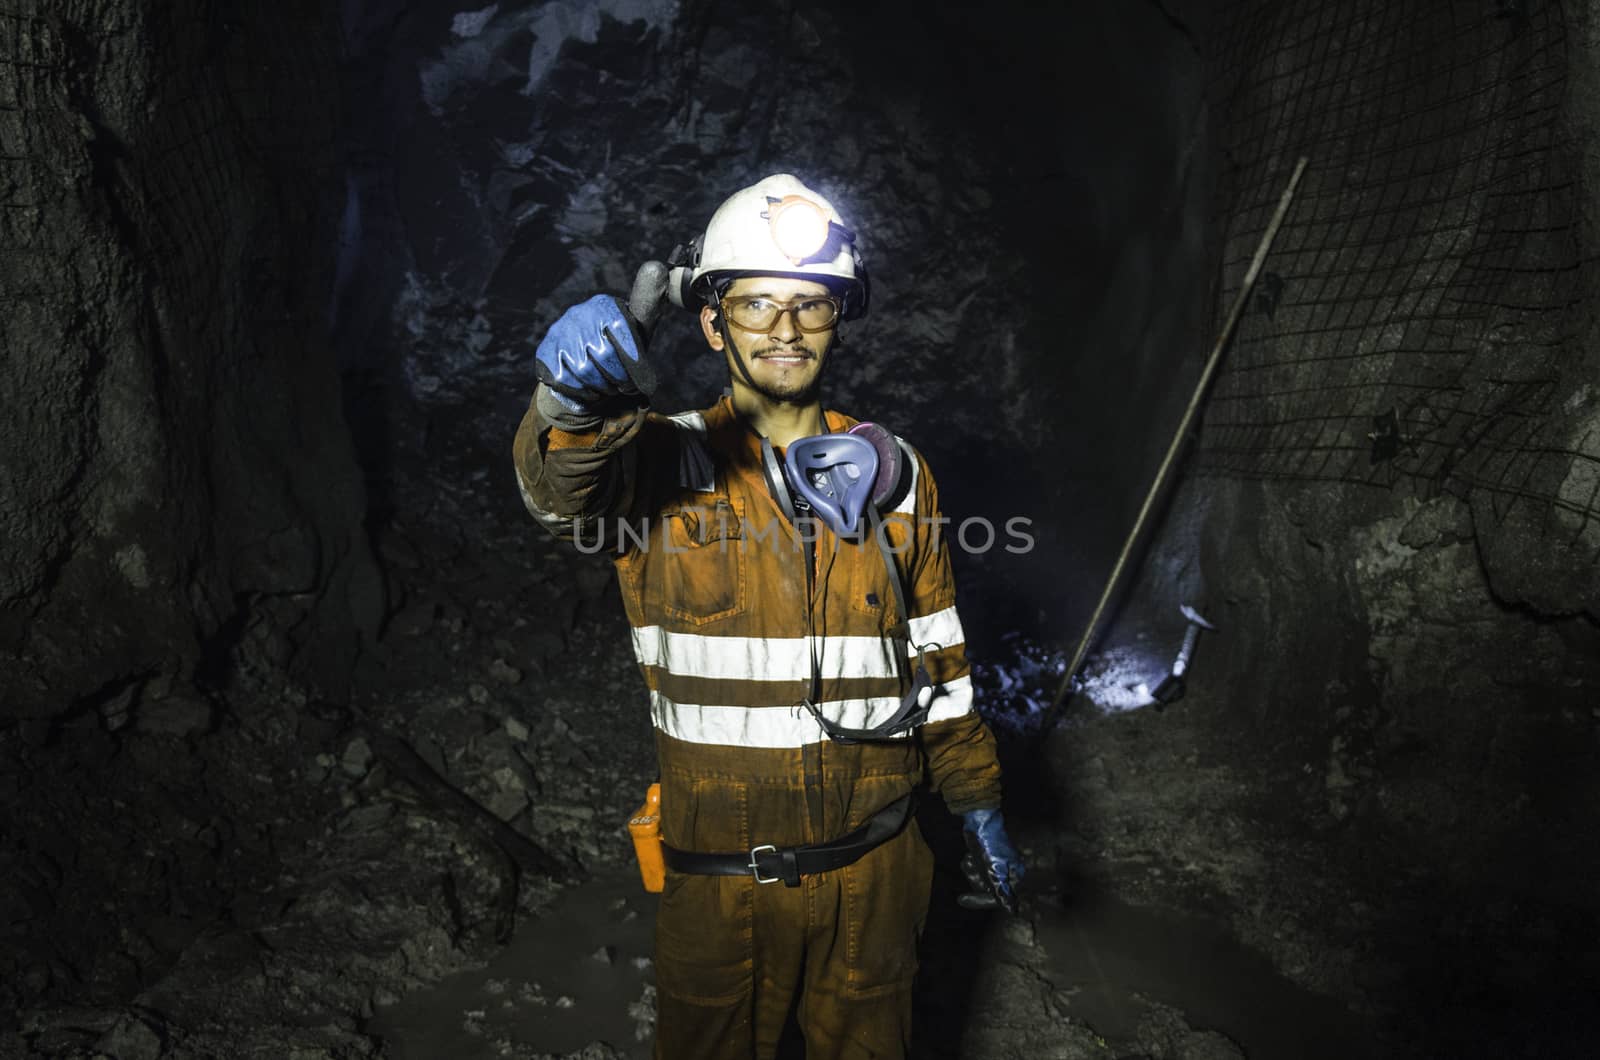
[511,384,670,549]
[902,450,1005,816]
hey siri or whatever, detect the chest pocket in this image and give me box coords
[653,497,747,627]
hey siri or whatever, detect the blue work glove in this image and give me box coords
[958,808,1024,914]
[533,294,654,414]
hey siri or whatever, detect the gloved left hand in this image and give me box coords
[958,807,1024,914]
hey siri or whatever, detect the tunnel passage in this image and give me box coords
[332,0,1214,658]
[3,0,1599,1057]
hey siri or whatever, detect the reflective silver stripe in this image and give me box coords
[923,674,975,723]
[666,410,708,434]
[907,606,965,650]
[516,464,578,537]
[890,439,920,516]
[648,674,975,747]
[631,627,902,681]
[667,412,716,492]
[649,691,915,747]
[514,465,543,518]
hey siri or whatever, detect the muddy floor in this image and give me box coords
[338,402,1384,1060]
[2,398,1430,1059]
[370,860,1374,1059]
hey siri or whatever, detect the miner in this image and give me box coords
[513,173,1022,1058]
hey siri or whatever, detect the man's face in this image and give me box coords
[701,276,838,404]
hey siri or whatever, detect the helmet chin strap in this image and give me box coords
[709,289,763,393]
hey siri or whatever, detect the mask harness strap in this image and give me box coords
[799,504,822,711]
[799,503,935,744]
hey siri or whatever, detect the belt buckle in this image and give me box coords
[748,844,781,884]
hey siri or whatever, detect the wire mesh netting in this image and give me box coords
[1199,0,1597,563]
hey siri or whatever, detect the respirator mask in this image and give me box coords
[759,422,907,538]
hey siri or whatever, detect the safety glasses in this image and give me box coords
[722,295,841,334]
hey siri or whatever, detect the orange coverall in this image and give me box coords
[514,392,1003,1058]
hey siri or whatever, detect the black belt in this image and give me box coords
[661,792,914,887]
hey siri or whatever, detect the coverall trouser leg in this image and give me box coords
[653,823,933,1060]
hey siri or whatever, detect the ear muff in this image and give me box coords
[760,437,799,526]
[665,239,700,310]
[841,251,869,321]
[846,422,907,509]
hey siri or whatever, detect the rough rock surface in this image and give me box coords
[334,0,1213,652]
[6,0,1600,1058]
[1027,3,1600,1057]
[1,0,382,719]
[2,0,381,1048]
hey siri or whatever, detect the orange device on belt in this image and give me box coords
[628,783,664,893]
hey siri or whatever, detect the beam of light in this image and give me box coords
[973,632,1166,732]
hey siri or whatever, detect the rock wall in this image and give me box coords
[1091,0,1600,1039]
[1,1,382,723]
[1,0,383,1030]
[17,0,1595,1050]
[1192,0,1599,845]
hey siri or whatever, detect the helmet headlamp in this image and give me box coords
[765,195,833,264]
[673,174,868,321]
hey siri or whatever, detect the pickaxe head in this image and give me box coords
[1151,672,1186,706]
[1152,604,1217,709]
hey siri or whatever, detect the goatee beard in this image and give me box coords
[743,337,831,405]
[750,367,823,405]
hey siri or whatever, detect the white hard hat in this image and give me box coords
[674,173,868,319]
